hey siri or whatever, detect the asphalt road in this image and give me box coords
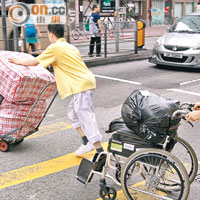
[1,59,200,200]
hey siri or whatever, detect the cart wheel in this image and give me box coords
[15,138,24,144]
[115,163,121,183]
[0,140,9,152]
[99,185,116,200]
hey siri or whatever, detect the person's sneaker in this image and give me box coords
[96,54,101,57]
[88,53,94,57]
[75,143,94,156]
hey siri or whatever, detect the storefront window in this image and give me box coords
[151,0,165,25]
[186,3,193,15]
[174,3,183,19]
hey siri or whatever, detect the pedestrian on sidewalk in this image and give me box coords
[20,14,42,55]
[9,24,104,157]
[88,4,103,57]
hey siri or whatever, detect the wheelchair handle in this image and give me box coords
[180,102,200,111]
[172,110,194,127]
[171,110,188,120]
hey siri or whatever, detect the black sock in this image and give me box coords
[81,136,88,145]
[97,147,104,153]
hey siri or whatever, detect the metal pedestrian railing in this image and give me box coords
[0,20,139,58]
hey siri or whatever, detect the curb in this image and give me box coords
[84,49,152,67]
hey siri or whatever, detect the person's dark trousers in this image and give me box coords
[89,36,101,55]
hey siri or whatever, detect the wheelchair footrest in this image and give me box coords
[76,158,94,184]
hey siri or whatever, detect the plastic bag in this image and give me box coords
[121,90,180,144]
[84,19,89,31]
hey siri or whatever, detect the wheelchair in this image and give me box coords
[76,103,197,200]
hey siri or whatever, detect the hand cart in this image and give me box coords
[0,82,58,152]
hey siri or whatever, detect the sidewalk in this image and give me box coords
[84,25,169,67]
[145,24,169,37]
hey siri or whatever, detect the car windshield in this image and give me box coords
[169,15,200,33]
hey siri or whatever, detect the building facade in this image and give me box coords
[69,0,199,26]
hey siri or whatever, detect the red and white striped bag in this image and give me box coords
[0,51,56,103]
[0,98,47,140]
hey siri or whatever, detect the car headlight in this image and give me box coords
[154,38,162,48]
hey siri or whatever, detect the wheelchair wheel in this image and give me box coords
[99,185,117,200]
[171,137,198,183]
[121,148,190,200]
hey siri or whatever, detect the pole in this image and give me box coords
[1,0,8,50]
[75,0,79,25]
[13,25,19,51]
[65,1,71,43]
[134,22,138,54]
[23,27,27,53]
[13,0,18,51]
[104,23,107,58]
[79,0,83,28]
[115,0,119,52]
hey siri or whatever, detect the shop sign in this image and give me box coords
[100,0,115,16]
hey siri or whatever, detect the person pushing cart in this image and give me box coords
[9,24,104,157]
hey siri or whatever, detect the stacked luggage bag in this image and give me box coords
[107,89,181,157]
[0,51,56,147]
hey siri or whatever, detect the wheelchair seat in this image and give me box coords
[107,118,163,157]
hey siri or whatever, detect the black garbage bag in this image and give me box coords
[121,90,180,144]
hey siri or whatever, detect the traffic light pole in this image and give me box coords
[115,0,119,52]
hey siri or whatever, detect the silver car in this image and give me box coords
[149,12,200,68]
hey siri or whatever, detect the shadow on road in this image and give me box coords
[153,64,200,73]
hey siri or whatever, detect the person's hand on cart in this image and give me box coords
[8,56,39,66]
[8,57,21,65]
[186,102,200,122]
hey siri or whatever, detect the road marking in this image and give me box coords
[96,181,167,200]
[25,122,71,140]
[0,142,108,190]
[167,89,200,97]
[180,79,200,86]
[95,74,141,85]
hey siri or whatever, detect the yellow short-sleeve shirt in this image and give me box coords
[36,38,96,99]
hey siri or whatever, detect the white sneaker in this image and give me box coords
[75,143,94,156]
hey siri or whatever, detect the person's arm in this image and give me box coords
[9,44,56,68]
[8,56,39,66]
[185,111,200,122]
[97,19,103,35]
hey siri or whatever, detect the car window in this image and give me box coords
[170,15,200,33]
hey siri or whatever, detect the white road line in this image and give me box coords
[167,89,200,96]
[180,79,200,86]
[95,74,141,85]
